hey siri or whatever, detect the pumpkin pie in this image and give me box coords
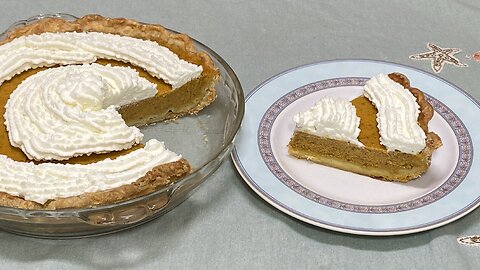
[0,15,220,209]
[288,73,442,182]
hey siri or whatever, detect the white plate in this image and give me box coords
[232,60,479,236]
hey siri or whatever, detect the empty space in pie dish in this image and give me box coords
[139,100,230,169]
[269,86,459,206]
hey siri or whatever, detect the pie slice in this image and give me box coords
[288,73,442,182]
[0,15,220,209]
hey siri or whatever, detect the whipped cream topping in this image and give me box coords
[294,97,363,147]
[4,64,157,161]
[0,31,203,89]
[0,140,181,204]
[364,74,426,154]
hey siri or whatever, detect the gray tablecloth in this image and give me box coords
[1,0,480,269]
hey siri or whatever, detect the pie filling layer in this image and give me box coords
[288,132,431,181]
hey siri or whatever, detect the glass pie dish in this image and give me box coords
[0,13,244,238]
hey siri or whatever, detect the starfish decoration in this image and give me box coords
[409,43,468,73]
[458,235,480,247]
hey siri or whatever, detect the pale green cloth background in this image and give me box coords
[1,0,480,269]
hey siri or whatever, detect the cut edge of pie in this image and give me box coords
[287,73,443,182]
[0,15,220,209]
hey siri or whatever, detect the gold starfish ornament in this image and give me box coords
[458,235,480,247]
[409,43,468,73]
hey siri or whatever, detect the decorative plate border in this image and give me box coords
[257,77,473,214]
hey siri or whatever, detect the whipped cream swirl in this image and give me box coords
[4,64,157,161]
[0,31,203,89]
[294,97,363,147]
[364,74,426,154]
[0,140,181,204]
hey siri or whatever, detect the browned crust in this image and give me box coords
[0,158,191,210]
[288,73,442,182]
[0,15,219,209]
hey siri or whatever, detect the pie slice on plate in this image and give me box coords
[288,73,442,182]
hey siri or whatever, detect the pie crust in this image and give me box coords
[288,73,442,182]
[0,15,220,209]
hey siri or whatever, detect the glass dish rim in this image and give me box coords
[0,13,245,215]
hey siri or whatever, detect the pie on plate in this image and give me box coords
[288,73,442,182]
[0,15,219,209]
